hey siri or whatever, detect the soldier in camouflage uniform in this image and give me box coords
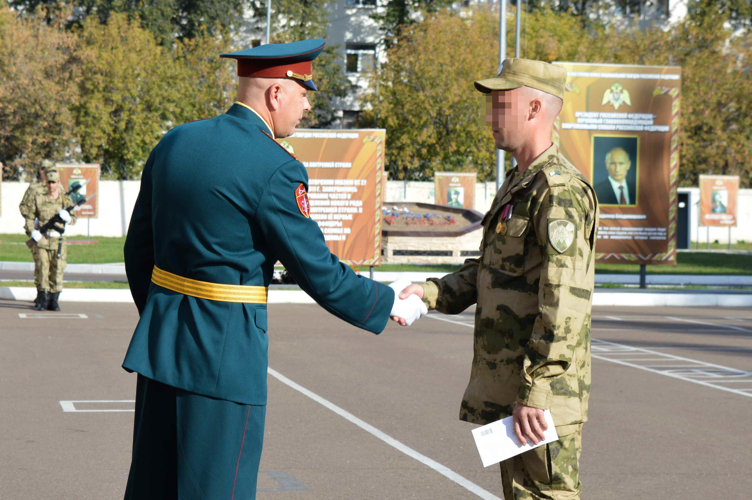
[18,160,54,306]
[25,169,77,311]
[399,59,599,499]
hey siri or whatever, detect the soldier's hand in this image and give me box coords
[398,284,424,300]
[58,209,71,223]
[513,403,548,446]
[31,230,42,242]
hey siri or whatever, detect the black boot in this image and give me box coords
[34,290,43,306]
[34,291,49,311]
[48,292,61,311]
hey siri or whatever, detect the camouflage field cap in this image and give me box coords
[41,159,55,171]
[474,58,567,100]
[46,169,60,182]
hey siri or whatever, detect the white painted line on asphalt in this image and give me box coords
[427,315,752,399]
[59,400,135,413]
[19,313,88,319]
[591,339,752,399]
[605,316,623,321]
[267,367,501,500]
[666,316,752,334]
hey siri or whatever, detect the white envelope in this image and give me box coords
[471,410,559,468]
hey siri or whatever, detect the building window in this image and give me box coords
[345,44,377,74]
[342,111,360,129]
[347,0,377,7]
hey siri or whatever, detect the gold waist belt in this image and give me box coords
[151,266,267,304]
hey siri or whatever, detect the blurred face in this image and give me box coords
[484,88,529,152]
[606,149,631,182]
[272,80,312,138]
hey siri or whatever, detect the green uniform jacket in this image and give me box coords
[122,103,395,406]
[422,144,599,435]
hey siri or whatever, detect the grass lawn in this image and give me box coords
[0,234,126,264]
[0,280,130,289]
[2,234,750,275]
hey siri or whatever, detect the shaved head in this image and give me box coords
[237,77,311,138]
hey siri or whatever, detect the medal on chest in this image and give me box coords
[496,204,513,234]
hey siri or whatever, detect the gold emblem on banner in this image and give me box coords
[602,82,631,110]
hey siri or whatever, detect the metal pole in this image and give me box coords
[266,0,271,44]
[639,264,646,289]
[706,226,710,250]
[370,266,374,280]
[87,218,90,242]
[728,227,732,251]
[509,0,522,172]
[495,0,507,191]
[695,201,699,250]
[515,1,521,58]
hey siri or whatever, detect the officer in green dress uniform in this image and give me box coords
[122,39,424,499]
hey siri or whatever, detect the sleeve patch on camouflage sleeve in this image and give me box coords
[548,219,575,253]
[295,183,310,218]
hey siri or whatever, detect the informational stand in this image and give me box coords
[279,130,386,268]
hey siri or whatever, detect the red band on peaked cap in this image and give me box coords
[237,59,312,79]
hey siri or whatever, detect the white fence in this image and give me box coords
[2,180,750,243]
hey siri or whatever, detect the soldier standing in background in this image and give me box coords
[25,168,76,311]
[19,160,53,306]
[400,59,599,499]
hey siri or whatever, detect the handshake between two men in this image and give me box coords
[388,279,428,327]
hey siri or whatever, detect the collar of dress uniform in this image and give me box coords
[227,102,275,139]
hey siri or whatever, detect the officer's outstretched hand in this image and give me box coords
[512,403,548,446]
[389,279,427,326]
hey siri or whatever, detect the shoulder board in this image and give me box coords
[261,130,297,160]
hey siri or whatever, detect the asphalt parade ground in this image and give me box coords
[2,300,751,500]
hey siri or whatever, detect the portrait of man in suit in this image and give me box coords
[592,137,638,206]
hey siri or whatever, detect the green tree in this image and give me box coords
[8,0,245,44]
[362,10,500,181]
[0,2,79,179]
[73,13,181,179]
[371,0,454,48]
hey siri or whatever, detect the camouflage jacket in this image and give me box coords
[24,191,77,248]
[19,181,47,232]
[421,144,599,434]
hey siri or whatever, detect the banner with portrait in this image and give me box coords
[700,175,738,227]
[278,129,385,266]
[554,62,681,265]
[434,172,476,210]
[56,163,100,218]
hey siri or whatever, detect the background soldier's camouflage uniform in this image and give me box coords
[25,191,77,294]
[19,177,48,292]
[421,144,599,499]
[19,161,56,295]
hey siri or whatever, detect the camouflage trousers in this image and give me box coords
[500,425,582,500]
[31,245,41,291]
[36,240,67,293]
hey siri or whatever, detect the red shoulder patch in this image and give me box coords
[295,183,310,218]
[261,130,297,160]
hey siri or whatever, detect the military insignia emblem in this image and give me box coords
[602,82,631,110]
[548,220,575,253]
[295,183,310,218]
